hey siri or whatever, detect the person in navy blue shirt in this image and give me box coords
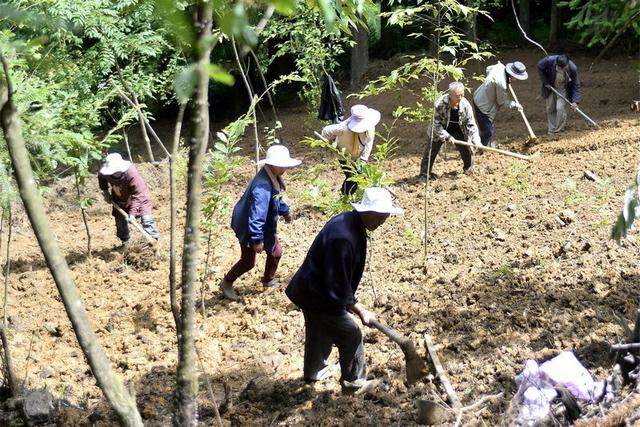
[537,54,581,134]
[286,187,403,394]
[219,145,301,301]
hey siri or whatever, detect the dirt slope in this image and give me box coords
[1,49,639,425]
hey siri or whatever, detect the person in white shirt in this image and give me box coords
[472,61,528,147]
[321,105,381,195]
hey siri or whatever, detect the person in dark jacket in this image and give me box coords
[537,54,581,134]
[219,145,302,301]
[318,73,344,124]
[98,153,159,246]
[286,187,403,394]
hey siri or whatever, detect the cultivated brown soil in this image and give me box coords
[2,49,640,425]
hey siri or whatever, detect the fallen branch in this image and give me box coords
[424,330,462,408]
[453,393,503,427]
[584,170,603,184]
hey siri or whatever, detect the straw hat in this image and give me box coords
[99,153,131,175]
[351,187,404,215]
[347,105,381,133]
[257,145,302,168]
[506,62,528,80]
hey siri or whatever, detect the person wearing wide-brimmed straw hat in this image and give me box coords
[286,187,403,394]
[219,145,302,301]
[320,104,381,195]
[98,152,159,247]
[473,61,528,147]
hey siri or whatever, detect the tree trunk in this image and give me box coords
[175,2,213,425]
[519,0,531,33]
[0,60,142,426]
[350,16,369,89]
[549,0,560,43]
[169,103,186,341]
[138,108,155,163]
[379,0,395,59]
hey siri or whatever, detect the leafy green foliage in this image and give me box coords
[352,0,492,121]
[259,5,349,110]
[560,0,640,47]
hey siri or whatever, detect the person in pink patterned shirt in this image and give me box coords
[98,153,159,246]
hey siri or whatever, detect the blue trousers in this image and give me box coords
[474,106,495,147]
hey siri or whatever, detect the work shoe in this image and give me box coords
[304,363,340,384]
[262,278,280,289]
[341,378,381,396]
[219,279,240,301]
[463,165,474,176]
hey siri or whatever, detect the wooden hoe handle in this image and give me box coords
[508,85,537,140]
[111,203,156,245]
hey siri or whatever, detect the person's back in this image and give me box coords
[473,62,508,121]
[286,211,367,314]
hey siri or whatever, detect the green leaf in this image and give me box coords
[174,64,197,103]
[208,64,235,86]
[270,0,297,15]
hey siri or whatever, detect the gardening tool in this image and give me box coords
[545,85,600,128]
[111,203,156,245]
[369,319,427,385]
[451,139,531,161]
[508,85,537,143]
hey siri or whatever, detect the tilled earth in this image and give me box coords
[2,49,640,425]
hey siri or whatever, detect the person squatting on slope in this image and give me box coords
[286,187,404,394]
[537,54,581,135]
[473,61,528,147]
[321,104,381,196]
[219,145,302,301]
[98,153,159,246]
[419,82,481,179]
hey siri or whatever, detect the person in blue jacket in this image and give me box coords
[286,187,404,394]
[537,54,581,134]
[219,145,302,301]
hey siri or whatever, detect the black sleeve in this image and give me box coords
[322,237,357,307]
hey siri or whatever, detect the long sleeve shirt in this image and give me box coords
[321,121,375,161]
[230,167,289,253]
[537,55,581,103]
[286,211,367,314]
[98,164,153,217]
[432,94,481,145]
[472,62,518,122]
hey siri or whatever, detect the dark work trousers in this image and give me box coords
[420,138,473,176]
[114,213,160,242]
[302,310,366,386]
[224,236,283,285]
[474,106,495,147]
[339,160,359,196]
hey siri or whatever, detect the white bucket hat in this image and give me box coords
[506,61,528,80]
[257,144,302,168]
[347,105,381,133]
[99,153,131,175]
[351,187,404,215]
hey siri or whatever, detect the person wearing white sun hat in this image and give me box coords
[286,188,403,393]
[219,145,302,301]
[98,152,159,247]
[321,104,381,195]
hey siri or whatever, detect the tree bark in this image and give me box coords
[169,103,186,340]
[0,58,142,426]
[519,0,531,33]
[379,0,395,59]
[549,0,560,43]
[175,2,213,425]
[350,16,369,89]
